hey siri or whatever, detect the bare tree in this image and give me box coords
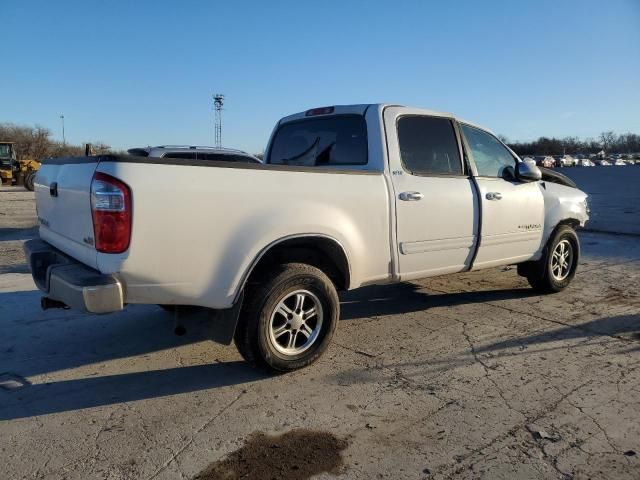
[1,122,115,159]
[599,131,616,152]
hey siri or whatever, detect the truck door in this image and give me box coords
[384,107,478,280]
[459,123,544,269]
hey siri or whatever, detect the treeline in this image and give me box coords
[0,122,116,160]
[504,131,640,156]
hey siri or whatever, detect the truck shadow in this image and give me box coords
[0,226,39,242]
[0,291,235,379]
[0,289,272,420]
[329,313,639,386]
[0,362,267,421]
[2,284,627,421]
[0,284,531,381]
[474,314,640,353]
[339,282,537,320]
[0,263,30,274]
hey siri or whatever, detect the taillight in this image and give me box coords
[91,172,132,253]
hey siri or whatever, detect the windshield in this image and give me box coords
[0,144,11,158]
[268,116,367,166]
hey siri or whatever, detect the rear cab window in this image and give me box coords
[267,115,367,166]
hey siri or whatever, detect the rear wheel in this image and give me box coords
[234,263,339,371]
[519,225,579,293]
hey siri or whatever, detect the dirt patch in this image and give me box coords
[194,429,348,480]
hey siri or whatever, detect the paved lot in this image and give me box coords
[558,166,640,236]
[0,180,638,480]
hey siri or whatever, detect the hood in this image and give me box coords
[539,167,577,189]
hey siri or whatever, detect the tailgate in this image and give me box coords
[35,158,100,269]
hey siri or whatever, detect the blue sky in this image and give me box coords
[2,0,639,153]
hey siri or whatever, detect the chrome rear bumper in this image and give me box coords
[23,239,123,314]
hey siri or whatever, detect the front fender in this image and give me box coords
[540,182,588,249]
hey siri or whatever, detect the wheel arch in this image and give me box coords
[541,215,582,249]
[234,234,352,302]
[555,217,581,230]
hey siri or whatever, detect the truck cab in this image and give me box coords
[263,105,584,279]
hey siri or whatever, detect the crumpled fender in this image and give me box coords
[539,181,589,253]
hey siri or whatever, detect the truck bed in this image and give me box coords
[35,155,393,309]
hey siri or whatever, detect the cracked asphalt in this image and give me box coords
[0,180,639,480]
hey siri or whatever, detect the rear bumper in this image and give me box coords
[23,239,123,314]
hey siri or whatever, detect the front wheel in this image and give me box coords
[234,263,340,371]
[24,171,36,191]
[519,225,580,293]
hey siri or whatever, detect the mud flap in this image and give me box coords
[208,291,244,345]
[517,243,548,280]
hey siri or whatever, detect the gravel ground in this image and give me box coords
[0,181,638,480]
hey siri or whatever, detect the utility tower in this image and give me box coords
[213,94,225,148]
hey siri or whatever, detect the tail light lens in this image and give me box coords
[91,172,132,253]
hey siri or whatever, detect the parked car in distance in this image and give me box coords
[561,156,579,167]
[533,156,555,168]
[126,145,261,163]
[25,103,589,371]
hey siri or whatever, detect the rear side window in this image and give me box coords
[127,148,150,157]
[397,116,462,175]
[163,152,197,159]
[202,153,258,163]
[268,116,367,166]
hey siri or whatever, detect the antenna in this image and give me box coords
[213,94,225,148]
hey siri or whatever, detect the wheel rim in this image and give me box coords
[268,289,323,356]
[551,239,573,281]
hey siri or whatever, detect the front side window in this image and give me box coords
[397,116,462,175]
[460,124,515,177]
[268,115,367,166]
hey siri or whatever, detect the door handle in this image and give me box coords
[486,192,502,200]
[399,191,424,201]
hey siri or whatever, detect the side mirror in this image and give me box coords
[516,161,542,182]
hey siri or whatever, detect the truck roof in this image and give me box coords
[277,103,492,135]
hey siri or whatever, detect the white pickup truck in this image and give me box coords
[24,104,589,371]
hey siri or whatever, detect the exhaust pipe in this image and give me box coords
[41,297,69,310]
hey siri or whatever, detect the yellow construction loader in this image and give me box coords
[0,142,40,191]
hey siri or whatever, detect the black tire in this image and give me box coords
[234,263,340,372]
[24,171,36,191]
[518,225,580,293]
